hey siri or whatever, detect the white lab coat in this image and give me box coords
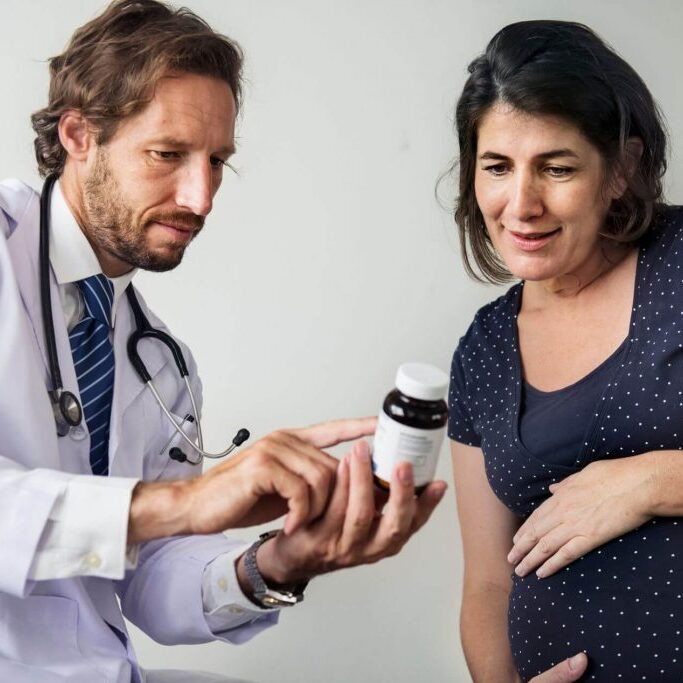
[0,180,276,682]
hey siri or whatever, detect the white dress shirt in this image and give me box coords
[29,181,273,629]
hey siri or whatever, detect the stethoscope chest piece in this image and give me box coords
[51,388,83,436]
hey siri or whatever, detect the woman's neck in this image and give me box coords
[525,241,634,306]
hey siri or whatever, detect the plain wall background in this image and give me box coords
[1,1,681,680]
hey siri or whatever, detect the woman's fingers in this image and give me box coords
[512,525,573,576]
[509,504,562,565]
[535,536,594,578]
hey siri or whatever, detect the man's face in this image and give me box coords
[82,72,236,274]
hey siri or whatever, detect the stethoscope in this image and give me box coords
[40,174,249,465]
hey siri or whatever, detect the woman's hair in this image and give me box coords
[31,0,243,178]
[454,20,668,283]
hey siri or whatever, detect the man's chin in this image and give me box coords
[138,252,185,272]
[108,245,185,273]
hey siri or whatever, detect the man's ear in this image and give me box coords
[610,137,644,199]
[57,110,95,163]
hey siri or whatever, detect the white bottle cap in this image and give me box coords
[395,362,448,401]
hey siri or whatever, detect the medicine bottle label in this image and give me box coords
[372,411,446,487]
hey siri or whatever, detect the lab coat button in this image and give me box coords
[228,605,244,615]
[84,552,102,569]
[70,424,87,441]
[217,577,228,592]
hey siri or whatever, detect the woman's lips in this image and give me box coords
[508,227,561,252]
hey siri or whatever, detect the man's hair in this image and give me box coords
[453,20,668,284]
[31,0,243,178]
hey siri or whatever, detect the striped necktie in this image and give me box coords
[69,274,115,476]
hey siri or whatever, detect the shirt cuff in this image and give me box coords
[28,474,139,581]
[202,543,279,634]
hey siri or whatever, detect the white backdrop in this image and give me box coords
[1,1,681,681]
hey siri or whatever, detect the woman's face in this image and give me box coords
[474,103,617,285]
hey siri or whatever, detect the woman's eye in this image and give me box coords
[483,164,508,176]
[545,166,575,178]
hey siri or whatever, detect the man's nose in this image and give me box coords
[176,162,214,217]
[506,171,544,222]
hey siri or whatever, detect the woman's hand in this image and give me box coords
[527,653,588,682]
[507,454,658,578]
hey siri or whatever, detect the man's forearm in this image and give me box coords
[127,479,193,544]
[461,584,519,683]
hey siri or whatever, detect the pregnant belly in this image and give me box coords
[508,519,683,682]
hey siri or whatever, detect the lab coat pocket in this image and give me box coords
[0,593,80,667]
[149,410,201,481]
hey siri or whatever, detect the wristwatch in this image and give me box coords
[243,530,308,608]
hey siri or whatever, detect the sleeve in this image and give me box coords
[0,466,73,596]
[116,535,279,645]
[447,341,482,447]
[0,199,143,595]
[201,546,280,641]
[27,474,139,582]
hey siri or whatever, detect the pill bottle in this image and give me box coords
[372,362,448,493]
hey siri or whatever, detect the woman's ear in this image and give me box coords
[57,110,95,164]
[610,137,644,199]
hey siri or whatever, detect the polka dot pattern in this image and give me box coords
[448,206,683,680]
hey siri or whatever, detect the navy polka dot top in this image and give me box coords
[449,206,683,681]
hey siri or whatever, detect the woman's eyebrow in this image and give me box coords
[478,149,580,161]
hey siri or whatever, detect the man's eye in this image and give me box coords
[152,151,181,161]
[209,156,227,169]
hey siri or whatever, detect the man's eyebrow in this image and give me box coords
[478,148,580,161]
[147,137,236,156]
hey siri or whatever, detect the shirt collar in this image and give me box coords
[49,180,137,323]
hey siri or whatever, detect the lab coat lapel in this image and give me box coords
[108,290,168,475]
[5,193,50,381]
[10,192,95,473]
[5,191,91,474]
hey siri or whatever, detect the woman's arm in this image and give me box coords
[453,443,589,683]
[507,449,683,578]
[452,440,522,682]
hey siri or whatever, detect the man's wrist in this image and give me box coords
[235,535,311,603]
[127,479,192,544]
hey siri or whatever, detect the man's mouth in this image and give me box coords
[153,221,199,242]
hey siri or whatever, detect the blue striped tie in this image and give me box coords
[69,274,115,476]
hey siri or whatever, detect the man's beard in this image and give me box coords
[82,148,203,273]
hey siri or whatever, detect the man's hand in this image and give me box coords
[507,455,655,578]
[242,439,447,586]
[528,653,588,682]
[128,418,376,544]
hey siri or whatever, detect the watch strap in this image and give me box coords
[243,530,307,608]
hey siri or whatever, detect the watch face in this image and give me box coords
[258,590,302,608]
[261,594,284,608]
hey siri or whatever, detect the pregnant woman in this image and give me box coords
[449,20,683,682]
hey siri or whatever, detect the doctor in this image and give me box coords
[0,1,448,681]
